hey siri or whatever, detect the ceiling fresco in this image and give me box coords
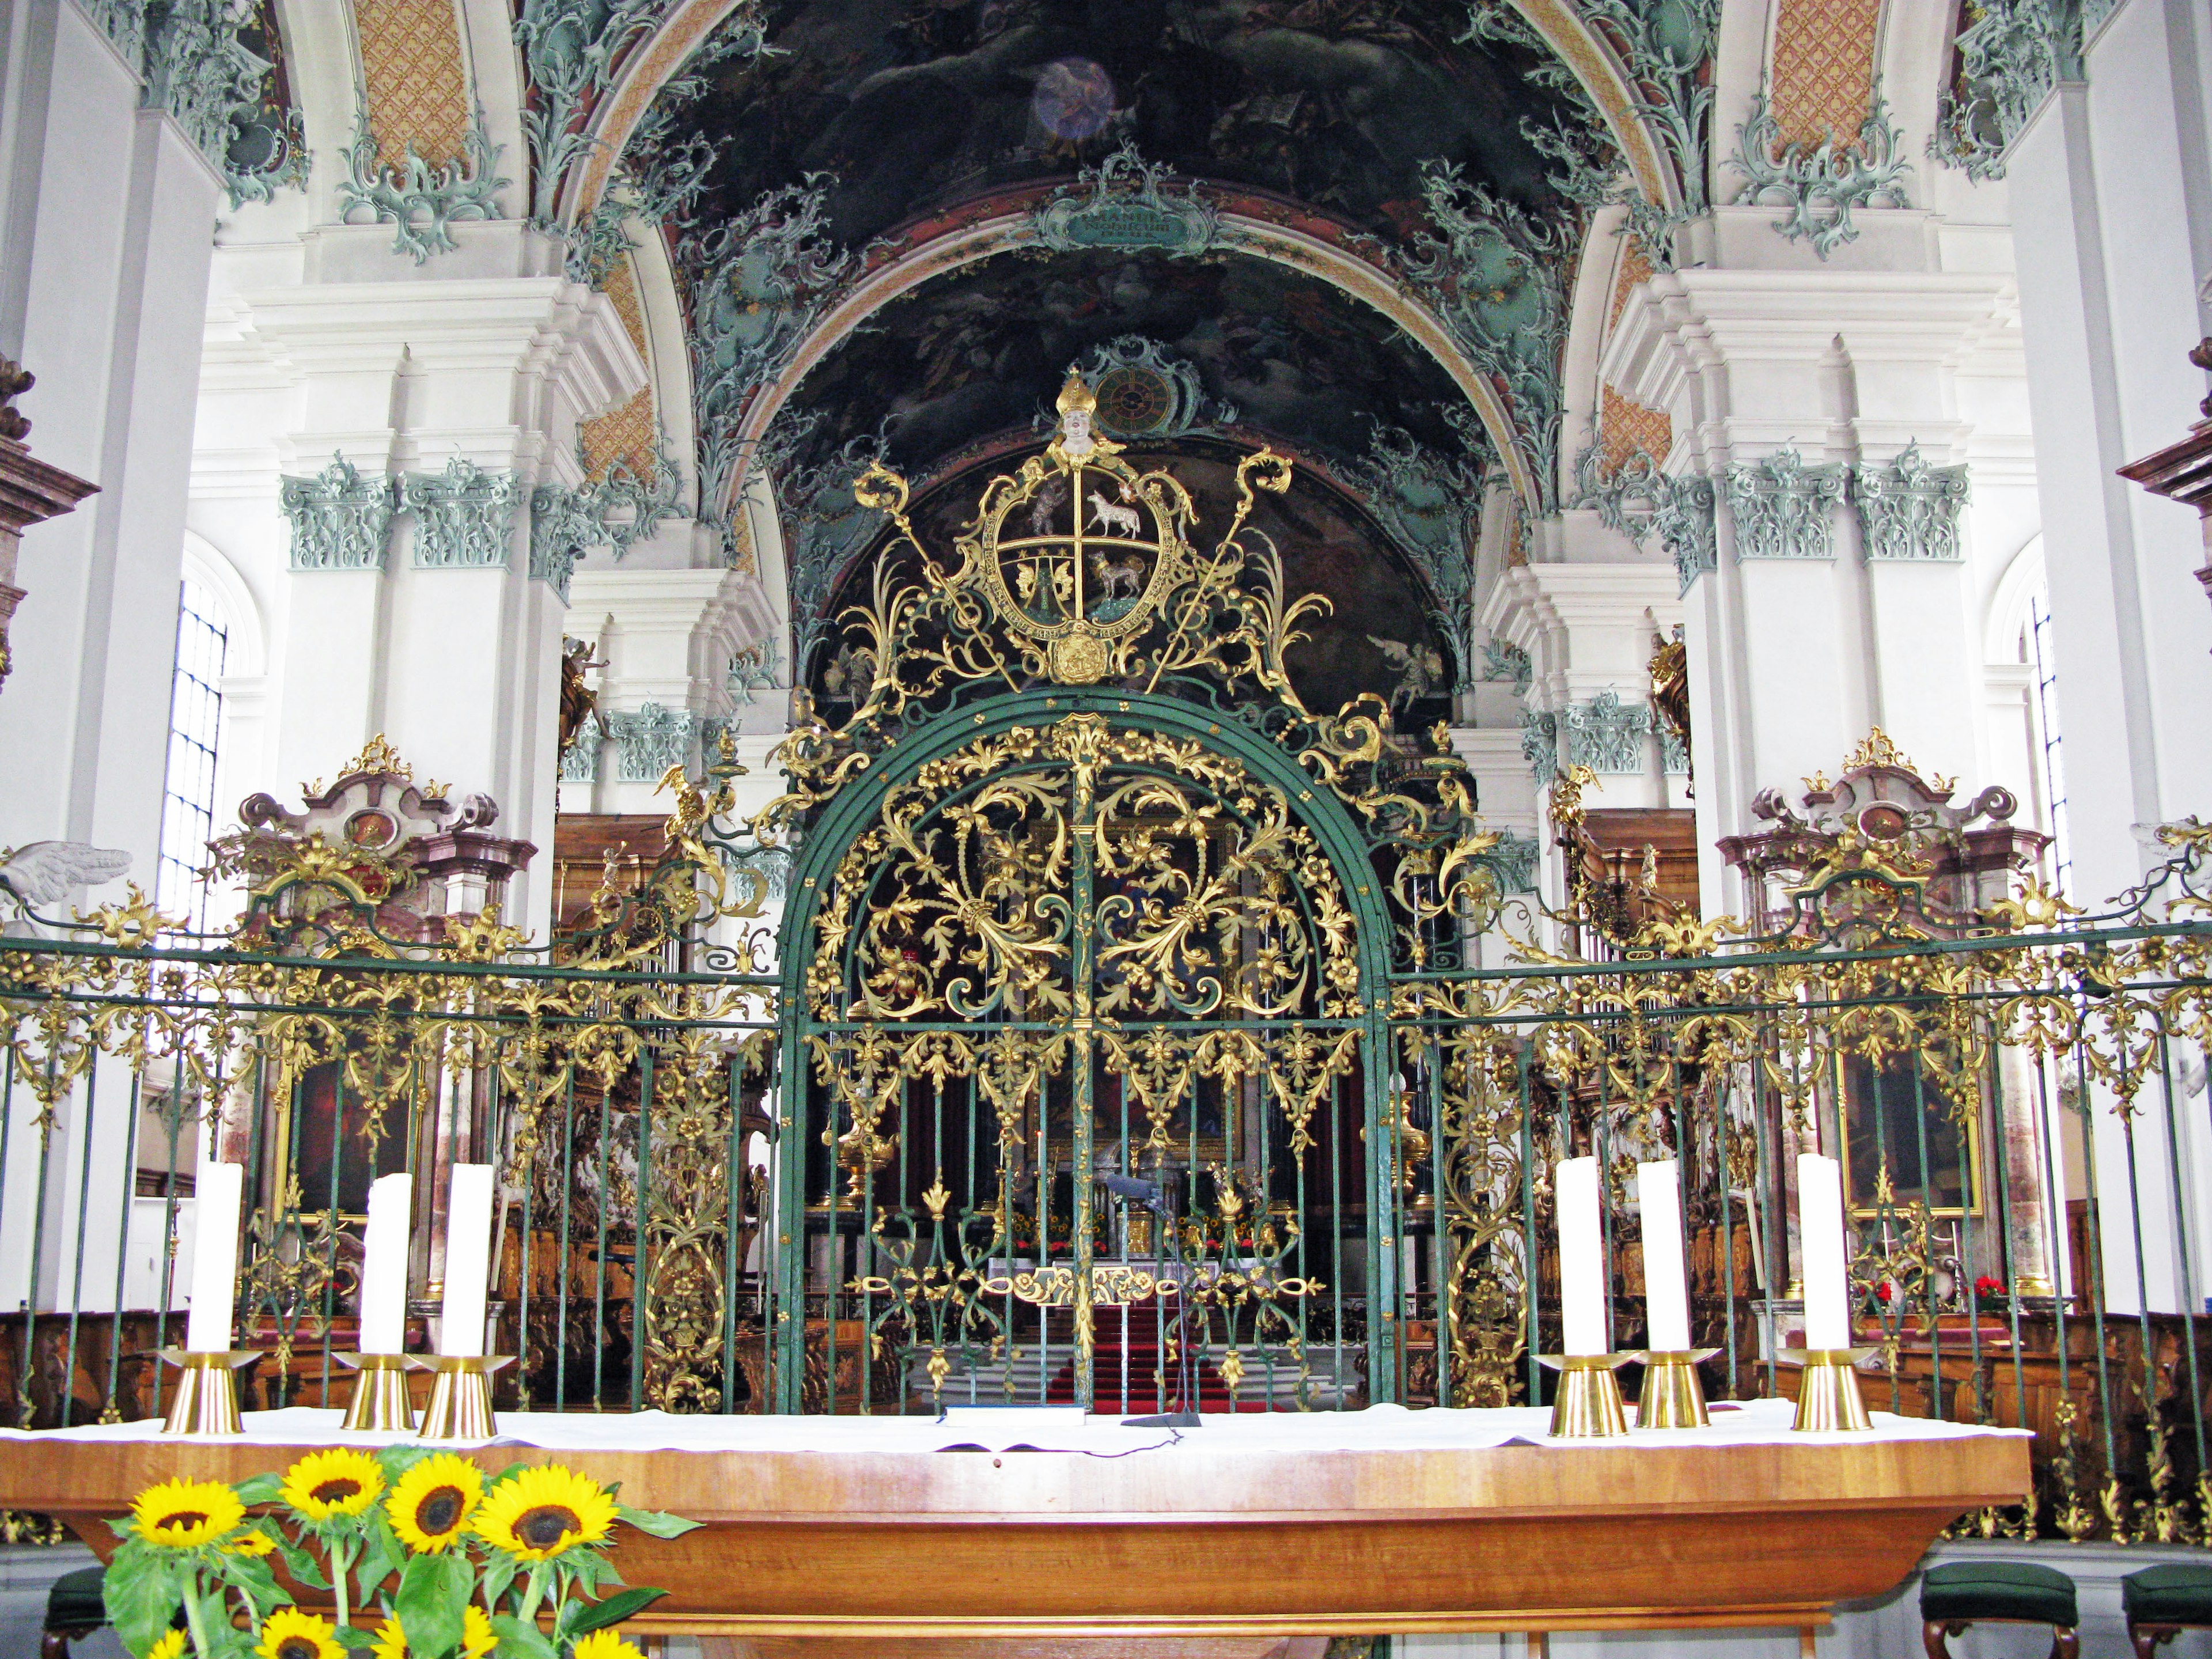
[672,0,1578,248]
[777,247,1473,478]
[807,441,1457,722]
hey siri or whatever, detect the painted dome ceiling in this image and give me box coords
[671,0,1578,247]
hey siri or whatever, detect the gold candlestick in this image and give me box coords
[1539,1353,1630,1438]
[1632,1347,1719,1429]
[1781,1346,1874,1432]
[418,1356,512,1441]
[336,1353,418,1433]
[157,1350,257,1436]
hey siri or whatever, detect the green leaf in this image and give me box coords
[274,1533,331,1593]
[613,1506,699,1540]
[103,1549,183,1655]
[333,1627,382,1651]
[487,1460,535,1488]
[395,1551,471,1658]
[479,1551,521,1613]
[564,1587,667,1638]
[233,1473,284,1506]
[488,1612,558,1659]
[354,1522,404,1607]
[217,1551,282,1610]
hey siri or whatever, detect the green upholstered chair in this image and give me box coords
[41,1566,107,1659]
[2124,1562,2212,1657]
[1921,1559,2080,1659]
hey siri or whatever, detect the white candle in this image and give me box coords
[1555,1157,1609,1356]
[184,1161,243,1353]
[438,1164,495,1358]
[1797,1153,1852,1351]
[358,1172,412,1355]
[1636,1160,1692,1353]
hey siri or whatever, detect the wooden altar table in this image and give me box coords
[0,1402,2029,1650]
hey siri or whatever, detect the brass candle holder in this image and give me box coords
[1631,1347,1719,1429]
[1782,1346,1874,1432]
[1539,1353,1631,1438]
[336,1353,418,1433]
[157,1350,257,1436]
[418,1355,512,1441]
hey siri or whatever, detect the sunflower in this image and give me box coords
[387,1452,484,1553]
[130,1478,244,1549]
[461,1606,497,1659]
[570,1633,643,1659]
[147,1631,188,1659]
[370,1619,407,1659]
[280,1448,385,1521]
[472,1465,616,1562]
[256,1609,343,1659]
[225,1525,276,1557]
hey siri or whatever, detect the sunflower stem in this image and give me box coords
[332,1534,353,1632]
[181,1565,215,1658]
[520,1562,548,1626]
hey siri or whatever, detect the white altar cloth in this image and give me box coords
[0,1396,2027,1454]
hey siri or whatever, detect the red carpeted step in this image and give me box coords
[1041,1303,1248,1411]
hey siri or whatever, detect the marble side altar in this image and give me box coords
[0,1402,2028,1648]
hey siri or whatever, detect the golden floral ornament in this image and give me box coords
[131,1478,244,1548]
[280,1448,385,1521]
[387,1452,485,1552]
[473,1464,618,1560]
[257,1609,343,1659]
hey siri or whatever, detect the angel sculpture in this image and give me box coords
[0,841,132,935]
[1367,636,1445,715]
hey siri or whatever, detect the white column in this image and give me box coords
[2001,0,2212,1315]
[199,240,645,943]
[0,0,226,1313]
[1604,271,2034,916]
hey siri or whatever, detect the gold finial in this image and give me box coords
[1056,372,1097,416]
[338,733,412,782]
[1841,727,1911,774]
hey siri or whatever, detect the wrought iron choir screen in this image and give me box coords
[2,406,2210,1546]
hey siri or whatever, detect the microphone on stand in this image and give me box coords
[1104,1172,1200,1427]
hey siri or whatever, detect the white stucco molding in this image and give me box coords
[569,564,773,718]
[1478,562,1681,713]
[1600,269,2022,466]
[206,276,645,483]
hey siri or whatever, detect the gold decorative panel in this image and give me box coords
[1600,385,1673,472]
[353,0,469,169]
[1770,0,1883,153]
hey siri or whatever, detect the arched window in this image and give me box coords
[157,576,229,930]
[2026,588,2072,897]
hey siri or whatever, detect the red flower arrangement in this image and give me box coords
[1974,1274,2006,1300]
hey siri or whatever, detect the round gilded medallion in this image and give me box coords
[345,809,399,849]
[1857,802,1910,842]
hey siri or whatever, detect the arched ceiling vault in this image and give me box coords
[741,213,1537,511]
[513,0,1717,641]
[566,0,1683,231]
